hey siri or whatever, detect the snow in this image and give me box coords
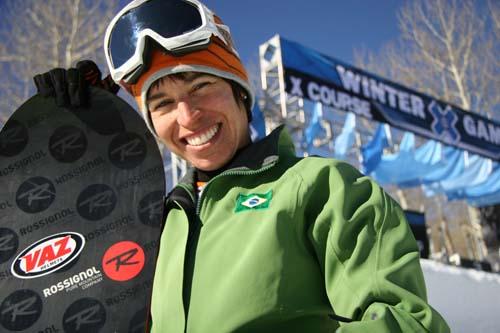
[421,259,500,333]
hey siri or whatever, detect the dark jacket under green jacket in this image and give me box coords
[150,126,449,333]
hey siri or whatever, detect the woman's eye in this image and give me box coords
[152,100,172,111]
[193,81,212,92]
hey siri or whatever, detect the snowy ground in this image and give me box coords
[421,259,500,333]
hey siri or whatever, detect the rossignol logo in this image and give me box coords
[137,191,164,227]
[104,279,153,307]
[0,150,47,178]
[115,165,163,191]
[49,125,88,163]
[0,289,43,331]
[235,191,273,212]
[11,232,85,279]
[63,298,106,333]
[108,132,147,169]
[54,157,105,185]
[102,241,145,282]
[84,215,134,241]
[76,184,117,221]
[15,176,56,214]
[0,119,29,157]
[18,208,76,236]
[0,228,19,264]
[43,266,103,297]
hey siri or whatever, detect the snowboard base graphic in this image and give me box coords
[0,88,165,332]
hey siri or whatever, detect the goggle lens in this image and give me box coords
[109,0,203,68]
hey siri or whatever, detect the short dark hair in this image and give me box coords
[149,72,252,122]
[227,79,252,122]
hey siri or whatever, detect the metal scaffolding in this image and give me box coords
[258,35,377,168]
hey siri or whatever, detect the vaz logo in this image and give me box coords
[0,289,43,331]
[11,232,85,279]
[108,133,146,169]
[428,101,461,144]
[15,177,56,213]
[63,298,106,333]
[77,184,117,221]
[49,126,87,163]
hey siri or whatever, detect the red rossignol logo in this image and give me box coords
[102,241,144,281]
[11,232,85,279]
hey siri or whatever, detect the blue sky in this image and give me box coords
[190,0,402,65]
[116,0,404,66]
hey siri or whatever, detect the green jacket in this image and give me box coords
[151,126,449,333]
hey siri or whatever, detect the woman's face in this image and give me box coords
[146,73,250,171]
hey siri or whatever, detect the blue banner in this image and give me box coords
[279,37,500,160]
[361,124,390,174]
[250,103,266,141]
[334,112,356,159]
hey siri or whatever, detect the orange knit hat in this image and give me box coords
[122,34,254,135]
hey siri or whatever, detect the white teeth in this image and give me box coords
[186,124,220,146]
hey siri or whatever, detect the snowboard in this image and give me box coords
[0,87,165,333]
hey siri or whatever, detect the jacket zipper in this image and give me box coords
[182,161,277,333]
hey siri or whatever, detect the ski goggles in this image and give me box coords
[104,0,236,84]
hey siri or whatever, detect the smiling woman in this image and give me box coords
[101,1,450,332]
[29,0,450,331]
[147,72,250,170]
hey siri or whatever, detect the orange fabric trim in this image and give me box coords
[126,36,248,102]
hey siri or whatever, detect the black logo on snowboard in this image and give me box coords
[0,228,19,265]
[0,289,43,331]
[49,125,87,163]
[77,184,117,221]
[138,191,164,228]
[105,248,139,272]
[108,132,147,169]
[0,120,29,157]
[63,298,106,333]
[16,177,56,213]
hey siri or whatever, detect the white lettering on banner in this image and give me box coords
[290,76,304,97]
[336,65,426,119]
[398,92,411,113]
[384,85,398,108]
[463,115,500,145]
[307,81,372,118]
[411,95,425,117]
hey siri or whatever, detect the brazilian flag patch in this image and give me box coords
[235,191,272,212]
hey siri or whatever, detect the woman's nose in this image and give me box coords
[176,100,201,128]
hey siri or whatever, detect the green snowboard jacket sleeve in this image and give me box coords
[300,157,449,332]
